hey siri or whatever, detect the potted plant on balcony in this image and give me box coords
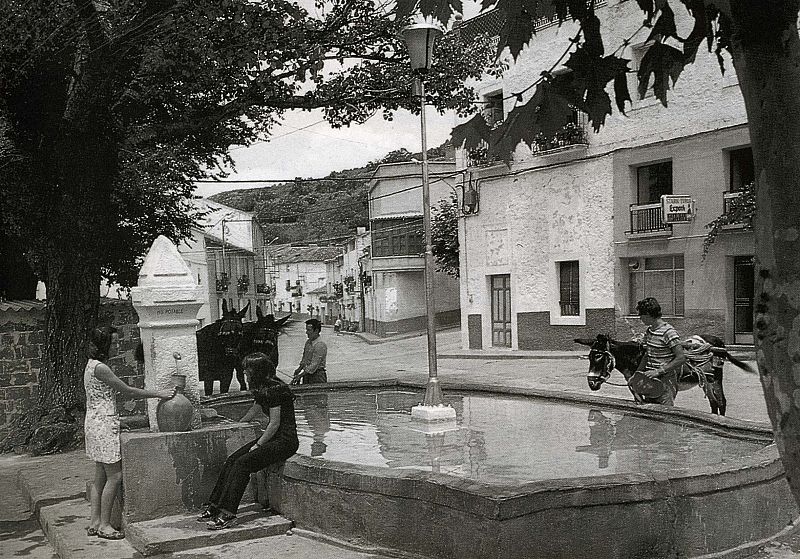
[215,273,229,292]
[237,275,250,293]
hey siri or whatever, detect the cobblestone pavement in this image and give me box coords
[2,322,796,558]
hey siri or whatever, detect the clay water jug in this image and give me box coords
[156,374,193,432]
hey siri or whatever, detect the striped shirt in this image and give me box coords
[644,322,681,370]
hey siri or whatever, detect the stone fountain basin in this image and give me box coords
[208,381,798,559]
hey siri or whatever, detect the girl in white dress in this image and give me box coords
[84,327,173,540]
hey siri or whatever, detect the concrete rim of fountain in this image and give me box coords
[204,380,793,559]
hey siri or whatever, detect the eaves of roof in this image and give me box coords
[0,299,45,312]
[272,246,342,264]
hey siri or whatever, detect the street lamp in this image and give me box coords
[400,23,455,422]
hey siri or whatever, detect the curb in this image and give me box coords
[438,353,585,360]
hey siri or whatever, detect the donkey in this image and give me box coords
[574,334,754,415]
[196,300,250,396]
[240,306,292,371]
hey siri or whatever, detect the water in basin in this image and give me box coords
[216,388,768,485]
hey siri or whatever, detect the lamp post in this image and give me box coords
[400,23,455,421]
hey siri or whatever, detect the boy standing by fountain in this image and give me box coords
[636,297,686,406]
[292,318,328,384]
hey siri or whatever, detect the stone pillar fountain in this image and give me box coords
[120,236,259,529]
[130,235,203,431]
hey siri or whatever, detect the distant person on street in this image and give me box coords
[84,327,174,540]
[291,318,328,385]
[199,352,299,530]
[635,297,686,406]
[334,315,342,335]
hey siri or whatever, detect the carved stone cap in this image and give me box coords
[137,236,196,289]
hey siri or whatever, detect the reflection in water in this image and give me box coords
[215,389,767,485]
[303,393,330,457]
[575,409,616,469]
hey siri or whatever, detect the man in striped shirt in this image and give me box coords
[635,297,686,406]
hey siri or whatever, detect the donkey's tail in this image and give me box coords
[720,350,756,374]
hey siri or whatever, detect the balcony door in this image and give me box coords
[733,256,754,344]
[490,275,512,347]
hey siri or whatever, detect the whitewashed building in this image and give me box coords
[364,161,461,336]
[271,245,341,318]
[456,3,753,350]
[178,200,270,326]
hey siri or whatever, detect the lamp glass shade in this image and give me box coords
[400,24,444,71]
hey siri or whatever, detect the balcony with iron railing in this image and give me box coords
[466,115,589,167]
[627,202,672,238]
[530,116,589,155]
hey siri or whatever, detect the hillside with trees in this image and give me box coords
[208,144,451,243]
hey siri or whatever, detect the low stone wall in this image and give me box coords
[120,422,258,524]
[0,299,145,441]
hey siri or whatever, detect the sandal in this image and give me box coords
[86,527,99,536]
[97,529,125,540]
[206,514,236,530]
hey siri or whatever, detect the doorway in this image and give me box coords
[733,256,754,345]
[490,275,512,347]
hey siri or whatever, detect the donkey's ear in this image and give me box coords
[222,299,229,314]
[256,306,263,319]
[238,301,251,318]
[574,338,595,347]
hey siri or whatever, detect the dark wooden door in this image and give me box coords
[491,275,512,347]
[733,256,754,344]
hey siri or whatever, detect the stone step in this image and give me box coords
[125,503,293,557]
[39,498,139,559]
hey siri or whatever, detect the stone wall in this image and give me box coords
[0,299,145,441]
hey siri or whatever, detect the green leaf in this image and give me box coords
[494,0,544,59]
[419,0,462,25]
[450,113,493,150]
[562,46,629,129]
[395,0,419,21]
[636,0,669,25]
[646,1,677,43]
[614,72,632,114]
[636,41,685,106]
[582,13,604,57]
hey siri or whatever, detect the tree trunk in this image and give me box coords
[730,1,800,506]
[39,253,101,412]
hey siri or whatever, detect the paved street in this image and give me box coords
[1,322,788,559]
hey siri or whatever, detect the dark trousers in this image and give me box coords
[207,437,298,516]
[305,368,327,384]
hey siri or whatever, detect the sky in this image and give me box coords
[194,0,483,199]
[194,108,459,198]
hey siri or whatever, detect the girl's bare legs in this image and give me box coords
[89,462,106,532]
[98,461,122,533]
